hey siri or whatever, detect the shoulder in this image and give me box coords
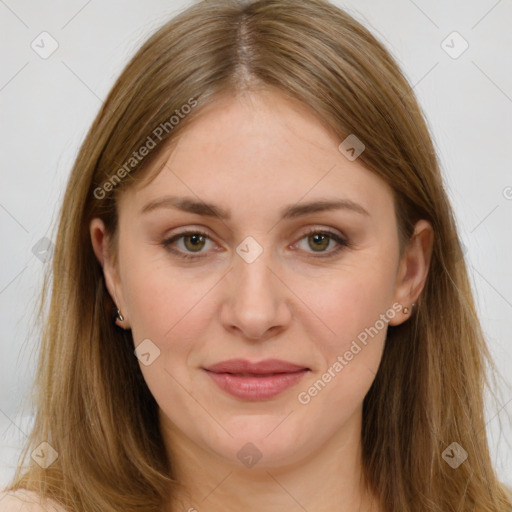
[0,490,67,512]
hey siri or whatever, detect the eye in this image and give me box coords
[293,228,349,258]
[161,227,349,260]
[162,230,215,260]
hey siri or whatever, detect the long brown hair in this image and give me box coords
[5,1,511,510]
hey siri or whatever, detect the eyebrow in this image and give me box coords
[140,195,370,219]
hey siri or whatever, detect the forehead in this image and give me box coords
[119,89,395,223]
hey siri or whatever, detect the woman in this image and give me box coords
[1,0,511,511]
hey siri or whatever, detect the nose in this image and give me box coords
[219,247,292,342]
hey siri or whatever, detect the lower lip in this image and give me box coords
[204,369,309,400]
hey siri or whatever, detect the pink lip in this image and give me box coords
[203,359,310,401]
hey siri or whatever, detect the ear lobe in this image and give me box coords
[388,219,434,326]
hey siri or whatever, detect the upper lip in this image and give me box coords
[204,359,309,374]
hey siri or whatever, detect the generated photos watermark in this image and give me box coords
[297,302,403,405]
[93,97,198,200]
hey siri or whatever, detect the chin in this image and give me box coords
[198,417,317,470]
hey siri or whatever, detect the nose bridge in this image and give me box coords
[221,235,290,339]
[233,239,278,307]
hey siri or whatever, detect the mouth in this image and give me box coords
[203,359,310,401]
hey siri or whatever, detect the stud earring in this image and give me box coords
[403,303,416,315]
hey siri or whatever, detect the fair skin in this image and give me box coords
[90,88,433,512]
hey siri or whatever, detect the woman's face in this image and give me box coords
[92,88,429,469]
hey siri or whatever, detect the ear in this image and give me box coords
[388,219,434,326]
[90,218,129,329]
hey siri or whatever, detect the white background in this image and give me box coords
[1,0,511,489]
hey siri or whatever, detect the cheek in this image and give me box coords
[119,235,207,336]
[292,258,397,349]
[125,269,211,348]
[121,256,224,393]
[290,255,397,412]
[294,274,392,420]
[123,266,216,413]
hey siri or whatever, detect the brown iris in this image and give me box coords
[308,232,330,252]
[183,233,207,252]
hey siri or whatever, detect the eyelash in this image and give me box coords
[161,228,349,261]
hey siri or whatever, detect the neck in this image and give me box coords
[159,408,380,512]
